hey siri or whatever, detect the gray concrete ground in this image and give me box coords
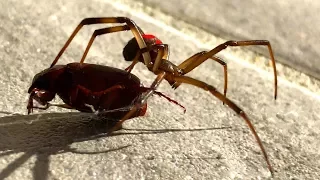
[139,0,320,80]
[0,0,319,179]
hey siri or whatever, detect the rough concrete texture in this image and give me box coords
[139,0,320,80]
[0,0,319,179]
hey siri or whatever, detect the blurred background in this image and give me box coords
[138,0,320,80]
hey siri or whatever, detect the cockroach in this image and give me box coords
[39,17,278,175]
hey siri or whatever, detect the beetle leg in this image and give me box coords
[31,103,50,110]
[47,103,73,109]
[85,85,125,96]
[32,103,73,110]
[84,103,98,114]
[69,84,125,111]
[71,84,124,100]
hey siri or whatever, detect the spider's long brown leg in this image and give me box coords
[152,44,169,72]
[50,17,151,67]
[174,51,228,97]
[196,40,277,99]
[172,75,274,176]
[107,72,166,135]
[79,26,130,64]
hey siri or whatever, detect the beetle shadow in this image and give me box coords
[0,112,230,180]
[0,112,124,180]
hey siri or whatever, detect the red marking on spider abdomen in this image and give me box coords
[142,34,162,44]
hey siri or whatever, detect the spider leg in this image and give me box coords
[125,51,140,72]
[79,26,130,64]
[173,51,228,97]
[194,40,277,99]
[152,44,168,72]
[50,17,151,67]
[171,75,273,175]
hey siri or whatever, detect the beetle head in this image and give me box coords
[122,34,163,62]
[27,66,64,114]
[27,88,55,114]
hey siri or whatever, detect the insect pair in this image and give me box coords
[27,17,277,175]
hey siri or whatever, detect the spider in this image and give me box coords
[49,17,278,175]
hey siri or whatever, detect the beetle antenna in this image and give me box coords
[153,90,186,113]
[137,86,186,113]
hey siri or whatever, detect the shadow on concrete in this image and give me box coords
[0,112,230,180]
[0,112,121,180]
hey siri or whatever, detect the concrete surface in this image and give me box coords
[0,0,319,179]
[138,0,320,80]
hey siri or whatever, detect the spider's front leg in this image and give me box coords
[180,40,277,99]
[172,40,278,101]
[172,51,228,98]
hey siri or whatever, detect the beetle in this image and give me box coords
[27,62,185,119]
[38,17,278,175]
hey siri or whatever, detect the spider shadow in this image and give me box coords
[0,112,229,180]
